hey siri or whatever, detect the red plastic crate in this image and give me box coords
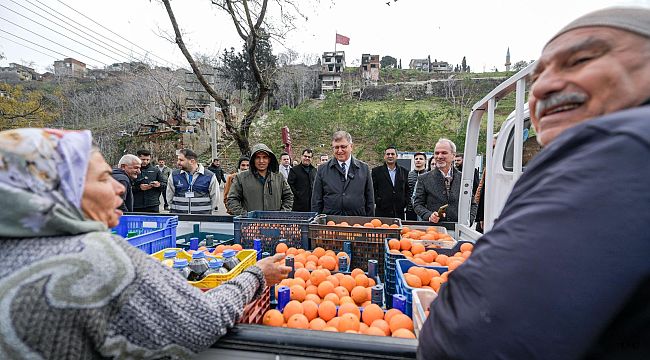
[239,286,271,324]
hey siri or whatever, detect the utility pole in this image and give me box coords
[185,70,218,159]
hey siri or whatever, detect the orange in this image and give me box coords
[462,251,472,259]
[340,275,356,293]
[354,273,370,287]
[262,309,284,327]
[286,247,298,255]
[370,218,383,227]
[359,322,369,334]
[305,261,317,271]
[231,244,243,251]
[401,226,411,235]
[428,268,441,278]
[338,302,361,319]
[448,259,463,271]
[324,250,337,258]
[333,286,349,299]
[363,222,375,228]
[404,273,422,288]
[351,286,368,305]
[326,220,336,226]
[435,254,449,266]
[380,224,390,228]
[411,243,425,255]
[318,256,337,271]
[408,266,432,286]
[368,277,376,287]
[371,319,391,336]
[294,254,307,265]
[361,304,384,326]
[339,296,355,305]
[353,223,363,227]
[302,300,319,321]
[321,268,331,276]
[366,326,387,336]
[305,284,318,296]
[310,270,327,286]
[294,268,310,283]
[326,316,340,329]
[338,313,361,332]
[292,277,306,288]
[317,280,335,298]
[213,245,226,254]
[430,277,443,292]
[306,255,320,264]
[339,221,349,227]
[388,238,401,250]
[290,284,306,301]
[392,328,416,339]
[413,258,426,265]
[305,293,321,304]
[309,318,327,331]
[389,249,401,254]
[389,223,400,228]
[312,247,326,258]
[318,300,337,321]
[322,326,338,332]
[350,268,364,278]
[276,242,288,254]
[460,242,474,253]
[323,292,340,305]
[362,300,371,308]
[286,313,309,329]
[384,308,403,324]
[326,275,340,288]
[389,314,414,333]
[420,251,436,263]
[283,300,304,322]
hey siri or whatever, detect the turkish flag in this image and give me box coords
[336,33,350,45]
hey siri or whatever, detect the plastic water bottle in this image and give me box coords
[173,259,191,279]
[188,251,210,281]
[222,249,241,271]
[254,239,262,260]
[204,259,228,276]
[161,249,177,267]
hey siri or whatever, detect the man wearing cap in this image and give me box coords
[418,7,650,358]
[227,144,293,215]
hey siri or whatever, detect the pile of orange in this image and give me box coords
[274,245,351,272]
[398,242,475,291]
[262,301,416,338]
[400,226,454,242]
[388,237,474,269]
[325,218,400,229]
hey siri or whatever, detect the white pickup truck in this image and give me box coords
[456,62,537,241]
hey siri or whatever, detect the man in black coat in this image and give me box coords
[207,158,227,185]
[312,131,374,216]
[132,149,164,213]
[372,146,409,219]
[288,148,317,212]
[112,154,141,212]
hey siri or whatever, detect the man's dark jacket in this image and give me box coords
[287,163,316,212]
[371,164,409,219]
[132,163,163,210]
[413,167,477,223]
[311,157,374,216]
[208,164,226,184]
[418,105,650,359]
[112,168,133,212]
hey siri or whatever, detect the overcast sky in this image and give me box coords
[1,0,649,73]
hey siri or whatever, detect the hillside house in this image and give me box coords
[319,51,345,91]
[361,54,380,85]
[54,58,86,78]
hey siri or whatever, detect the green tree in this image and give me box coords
[461,56,467,72]
[380,55,397,69]
[0,84,60,130]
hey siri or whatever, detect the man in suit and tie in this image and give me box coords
[311,131,374,216]
[372,146,409,219]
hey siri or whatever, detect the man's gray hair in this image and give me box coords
[436,138,457,153]
[332,130,353,144]
[118,154,141,166]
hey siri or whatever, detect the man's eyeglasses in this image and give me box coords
[333,144,349,150]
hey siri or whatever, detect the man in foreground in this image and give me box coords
[418,7,650,358]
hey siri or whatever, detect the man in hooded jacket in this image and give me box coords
[227,144,293,215]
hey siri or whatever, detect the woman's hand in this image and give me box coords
[256,253,292,286]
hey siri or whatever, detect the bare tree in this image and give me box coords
[161,0,309,155]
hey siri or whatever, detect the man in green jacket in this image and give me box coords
[227,144,293,215]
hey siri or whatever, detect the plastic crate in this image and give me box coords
[151,248,257,290]
[239,286,271,325]
[434,240,475,256]
[309,215,402,280]
[395,259,448,316]
[234,211,318,253]
[412,288,437,338]
[113,215,178,254]
[384,238,406,290]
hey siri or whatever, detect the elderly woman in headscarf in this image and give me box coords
[0,128,290,359]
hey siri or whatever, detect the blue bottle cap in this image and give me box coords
[164,250,177,259]
[192,251,206,259]
[173,259,189,268]
[208,259,224,268]
[223,249,236,258]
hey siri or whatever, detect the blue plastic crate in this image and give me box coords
[384,238,406,287]
[395,259,448,316]
[234,211,317,253]
[112,215,178,254]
